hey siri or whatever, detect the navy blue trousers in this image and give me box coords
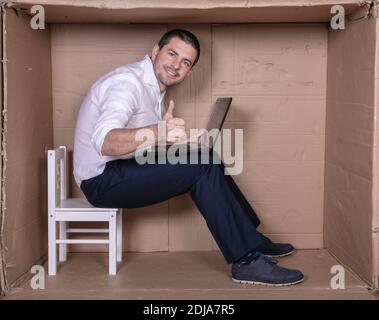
[80,149,263,263]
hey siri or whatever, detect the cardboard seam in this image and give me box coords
[8,254,47,291]
[327,247,373,289]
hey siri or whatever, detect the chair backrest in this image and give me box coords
[47,146,68,213]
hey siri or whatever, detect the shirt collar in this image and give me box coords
[142,54,166,102]
[143,55,160,87]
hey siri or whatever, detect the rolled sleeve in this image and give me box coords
[91,81,138,156]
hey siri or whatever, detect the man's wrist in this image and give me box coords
[147,124,161,144]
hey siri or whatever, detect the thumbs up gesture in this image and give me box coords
[163,100,186,144]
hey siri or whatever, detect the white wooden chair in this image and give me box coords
[47,146,122,275]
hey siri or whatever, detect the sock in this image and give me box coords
[234,249,257,265]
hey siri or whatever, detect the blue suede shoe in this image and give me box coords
[256,234,295,257]
[232,252,304,286]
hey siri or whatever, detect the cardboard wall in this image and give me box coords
[212,24,326,249]
[3,10,53,284]
[324,15,377,284]
[52,23,327,253]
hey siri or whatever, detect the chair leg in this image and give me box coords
[59,221,67,262]
[48,215,57,275]
[109,214,117,275]
[117,210,122,262]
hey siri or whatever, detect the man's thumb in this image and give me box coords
[166,100,175,116]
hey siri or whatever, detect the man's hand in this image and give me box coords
[163,100,187,144]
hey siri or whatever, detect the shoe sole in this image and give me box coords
[263,249,295,258]
[231,276,304,287]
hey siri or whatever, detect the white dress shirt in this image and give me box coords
[73,55,166,186]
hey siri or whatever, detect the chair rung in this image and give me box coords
[67,228,109,233]
[56,212,115,221]
[56,239,109,244]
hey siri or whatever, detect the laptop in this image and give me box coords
[202,97,233,148]
[138,97,232,156]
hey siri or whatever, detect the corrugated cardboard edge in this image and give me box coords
[372,0,379,291]
[5,0,365,25]
[6,0,368,10]
[0,3,8,297]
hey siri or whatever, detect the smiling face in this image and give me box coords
[151,37,198,92]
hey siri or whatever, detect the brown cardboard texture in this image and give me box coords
[0,0,379,294]
[325,12,377,285]
[3,250,378,300]
[2,6,53,287]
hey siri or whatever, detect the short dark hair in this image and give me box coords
[158,29,201,67]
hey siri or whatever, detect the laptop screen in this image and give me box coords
[206,97,232,132]
[203,97,232,149]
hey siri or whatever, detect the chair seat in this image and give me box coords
[56,198,118,212]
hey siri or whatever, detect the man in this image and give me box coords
[73,29,304,286]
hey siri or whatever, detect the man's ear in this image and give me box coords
[151,44,160,62]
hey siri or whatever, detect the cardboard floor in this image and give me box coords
[4,250,378,300]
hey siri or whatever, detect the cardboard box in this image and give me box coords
[0,0,378,292]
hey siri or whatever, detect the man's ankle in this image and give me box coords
[234,249,258,265]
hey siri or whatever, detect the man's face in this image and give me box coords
[151,37,198,92]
